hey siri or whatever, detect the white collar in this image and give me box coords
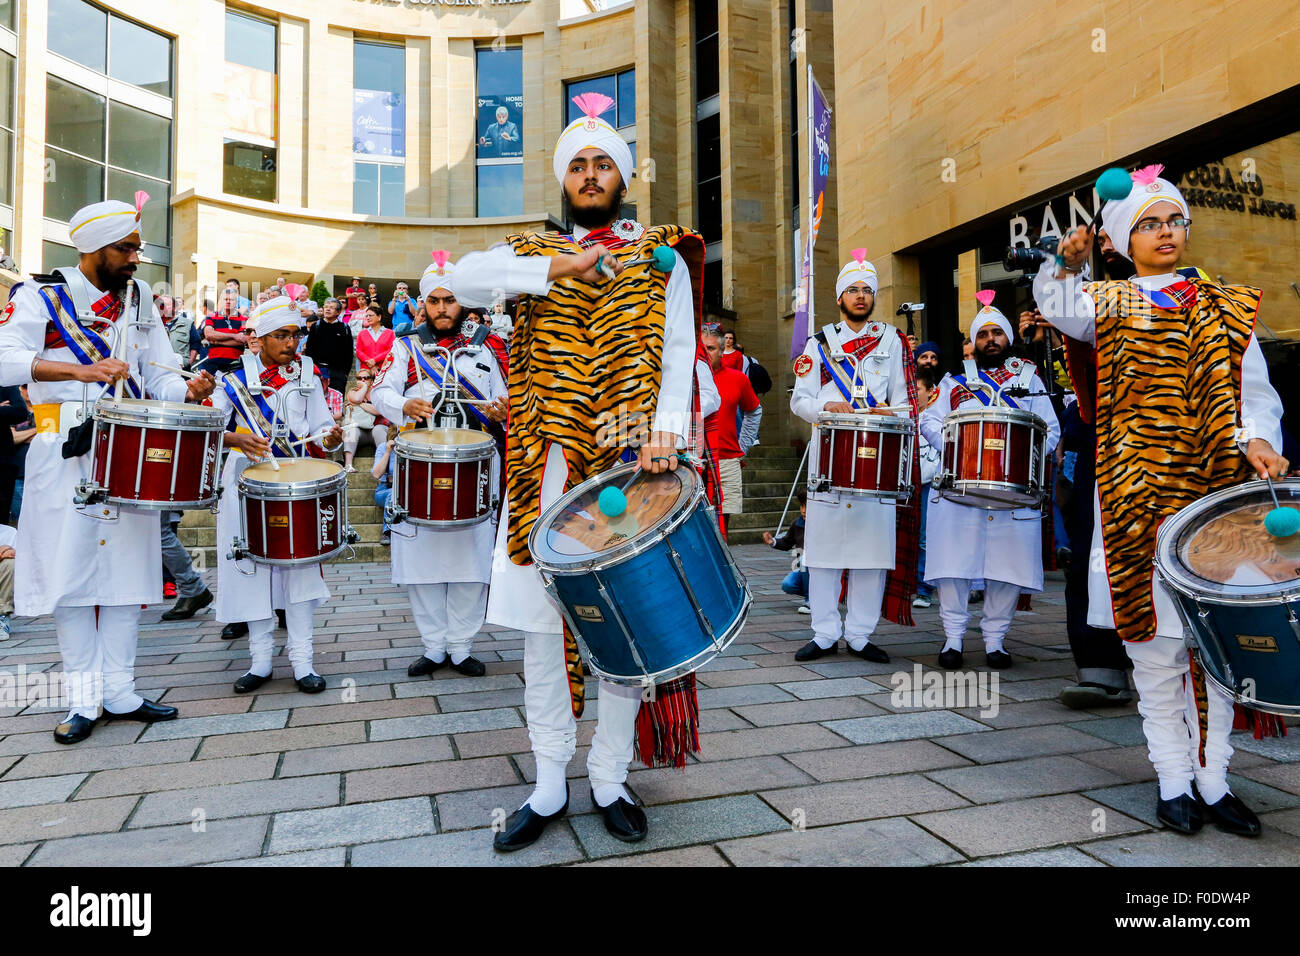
[1130,272,1180,291]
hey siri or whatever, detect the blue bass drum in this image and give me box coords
[530,462,751,686]
[1155,479,1300,716]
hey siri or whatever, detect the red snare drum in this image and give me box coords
[938,406,1048,509]
[233,458,355,566]
[809,412,914,501]
[83,398,225,510]
[391,428,497,527]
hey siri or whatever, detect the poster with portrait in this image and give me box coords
[476,95,523,159]
[354,88,406,159]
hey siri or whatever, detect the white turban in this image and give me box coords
[969,290,1013,344]
[248,296,304,337]
[835,248,878,299]
[420,251,455,299]
[553,92,633,188]
[1099,164,1189,260]
[68,192,148,254]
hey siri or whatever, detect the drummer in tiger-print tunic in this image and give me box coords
[455,92,704,852]
[917,292,1059,672]
[1036,164,1286,837]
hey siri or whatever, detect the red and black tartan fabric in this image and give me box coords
[693,341,724,535]
[881,343,923,626]
[43,288,124,348]
[820,331,883,390]
[260,362,326,459]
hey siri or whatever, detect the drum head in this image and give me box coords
[400,428,491,448]
[243,458,342,483]
[1157,480,1300,600]
[96,396,226,428]
[530,463,699,570]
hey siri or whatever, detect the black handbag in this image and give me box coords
[61,414,94,459]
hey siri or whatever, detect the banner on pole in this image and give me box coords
[791,69,831,359]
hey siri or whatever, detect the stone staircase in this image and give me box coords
[725,443,806,545]
[178,452,389,572]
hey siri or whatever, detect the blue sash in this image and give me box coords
[954,368,1022,410]
[36,285,142,398]
[221,366,310,458]
[408,341,496,431]
[815,340,877,409]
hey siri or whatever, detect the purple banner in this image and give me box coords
[353,88,406,159]
[791,70,831,359]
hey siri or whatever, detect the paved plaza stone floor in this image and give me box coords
[3,544,1300,867]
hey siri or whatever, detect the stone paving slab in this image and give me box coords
[718,817,965,867]
[278,738,455,777]
[569,795,787,859]
[0,773,88,809]
[368,708,523,741]
[76,753,281,799]
[29,817,270,867]
[912,794,1148,858]
[0,721,144,756]
[1083,824,1300,866]
[786,739,973,782]
[731,697,886,726]
[268,796,436,854]
[931,724,1114,763]
[822,711,989,745]
[576,845,730,866]
[629,755,814,805]
[351,822,585,867]
[958,847,1107,867]
[2,739,199,780]
[130,775,341,828]
[138,709,289,742]
[927,755,1126,804]
[344,757,519,803]
[207,847,347,867]
[1084,774,1300,829]
[762,773,972,826]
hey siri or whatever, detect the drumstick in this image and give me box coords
[148,360,202,380]
[405,338,435,431]
[293,428,338,449]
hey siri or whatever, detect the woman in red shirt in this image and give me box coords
[355,304,394,372]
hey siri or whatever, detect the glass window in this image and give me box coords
[477,164,523,219]
[476,47,523,161]
[353,162,378,216]
[225,10,276,73]
[617,70,636,130]
[223,140,276,202]
[42,240,78,273]
[109,101,170,181]
[697,112,720,183]
[48,0,107,73]
[44,149,105,221]
[353,42,405,159]
[0,129,10,207]
[379,164,404,217]
[0,51,13,129]
[46,76,106,160]
[0,0,14,33]
[0,52,13,208]
[109,16,172,96]
[107,169,169,246]
[566,75,616,125]
[696,34,719,102]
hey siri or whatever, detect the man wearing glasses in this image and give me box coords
[0,197,216,743]
[1038,164,1287,837]
[388,281,417,329]
[209,296,344,696]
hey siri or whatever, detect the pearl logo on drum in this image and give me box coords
[319,504,335,546]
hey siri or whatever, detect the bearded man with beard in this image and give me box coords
[789,250,923,664]
[917,291,1060,671]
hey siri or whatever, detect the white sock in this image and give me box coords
[1196,776,1230,804]
[983,636,1005,653]
[292,665,318,681]
[846,637,868,652]
[813,635,836,650]
[449,650,469,665]
[592,782,630,808]
[426,651,447,663]
[527,757,568,816]
[1159,777,1194,801]
[942,636,963,653]
[247,664,272,678]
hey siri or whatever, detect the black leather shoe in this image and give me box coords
[222,621,249,640]
[104,699,178,723]
[1156,791,1204,834]
[794,639,837,662]
[450,656,486,677]
[937,648,964,670]
[1198,789,1262,837]
[53,714,97,744]
[161,588,213,621]
[985,649,1014,669]
[295,674,327,694]
[847,642,890,663]
[276,609,287,630]
[494,788,569,853]
[407,655,447,677]
[593,790,648,843]
[233,672,271,694]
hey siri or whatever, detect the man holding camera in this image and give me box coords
[388,281,417,329]
[1034,164,1286,837]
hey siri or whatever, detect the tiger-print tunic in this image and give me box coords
[503,224,700,565]
[1087,278,1259,643]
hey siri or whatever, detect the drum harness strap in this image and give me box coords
[34,272,146,402]
[222,356,320,459]
[816,322,881,410]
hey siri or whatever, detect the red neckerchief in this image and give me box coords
[43,287,125,349]
[819,327,883,387]
[404,331,508,386]
[569,225,633,251]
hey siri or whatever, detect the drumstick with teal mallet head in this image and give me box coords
[1053,166,1134,271]
[592,245,676,278]
[596,453,693,519]
[1261,472,1300,537]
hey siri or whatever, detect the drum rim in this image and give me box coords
[529,462,703,571]
[238,457,348,498]
[94,397,226,429]
[394,429,495,462]
[236,541,350,567]
[944,406,1046,430]
[1154,478,1300,604]
[815,412,915,433]
[938,480,1042,510]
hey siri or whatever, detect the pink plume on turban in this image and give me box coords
[431,250,450,269]
[975,289,996,307]
[1130,164,1165,187]
[134,190,149,213]
[851,248,867,265]
[572,92,615,119]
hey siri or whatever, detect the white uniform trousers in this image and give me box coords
[409,582,486,663]
[1126,635,1234,802]
[246,600,318,681]
[808,567,886,650]
[935,577,1020,652]
[54,604,144,720]
[522,629,641,789]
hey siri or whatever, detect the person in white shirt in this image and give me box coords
[1035,163,1287,837]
